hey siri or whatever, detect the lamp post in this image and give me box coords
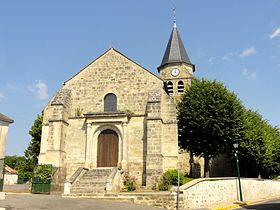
[233,143,243,202]
[176,161,181,210]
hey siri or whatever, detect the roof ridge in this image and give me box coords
[64,47,163,85]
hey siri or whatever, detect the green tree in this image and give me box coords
[11,113,44,182]
[178,78,245,176]
[4,155,26,169]
[24,113,43,173]
[240,110,280,177]
[4,155,31,183]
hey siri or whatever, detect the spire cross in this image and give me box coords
[173,6,177,28]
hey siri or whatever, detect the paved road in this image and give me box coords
[235,199,280,210]
[0,193,161,210]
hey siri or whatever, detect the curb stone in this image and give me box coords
[211,197,280,210]
[212,203,247,210]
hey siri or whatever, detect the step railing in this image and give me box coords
[64,167,89,195]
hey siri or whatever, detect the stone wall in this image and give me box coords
[64,118,87,178]
[132,192,182,210]
[181,178,280,209]
[63,177,280,210]
[64,49,163,116]
[125,116,146,184]
[161,90,178,172]
[39,48,179,189]
[0,123,9,159]
[159,63,193,97]
[0,123,11,182]
[4,174,18,185]
[146,89,163,187]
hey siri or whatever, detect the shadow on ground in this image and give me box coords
[241,203,280,210]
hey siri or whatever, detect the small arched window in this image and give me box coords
[178,81,184,93]
[167,81,174,94]
[104,93,117,112]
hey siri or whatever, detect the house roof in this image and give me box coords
[5,165,17,174]
[158,21,194,70]
[0,113,14,124]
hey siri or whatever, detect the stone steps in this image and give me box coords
[70,168,115,195]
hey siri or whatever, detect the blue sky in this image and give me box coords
[1,0,280,156]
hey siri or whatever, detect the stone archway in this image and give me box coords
[97,129,119,167]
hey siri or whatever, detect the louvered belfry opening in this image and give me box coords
[167,81,174,94]
[97,129,119,167]
[178,80,184,93]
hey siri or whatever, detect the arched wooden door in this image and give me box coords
[97,129,119,167]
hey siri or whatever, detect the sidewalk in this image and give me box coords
[0,193,160,210]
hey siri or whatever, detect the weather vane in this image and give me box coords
[173,6,177,27]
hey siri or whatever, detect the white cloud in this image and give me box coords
[239,47,257,57]
[270,28,280,39]
[223,47,257,61]
[28,80,49,100]
[222,52,237,60]
[6,82,21,91]
[0,92,5,100]
[242,68,257,80]
[208,57,215,64]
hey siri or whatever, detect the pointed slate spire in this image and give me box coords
[158,20,193,70]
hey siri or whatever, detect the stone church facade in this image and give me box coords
[38,22,195,191]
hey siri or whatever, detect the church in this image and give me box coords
[38,20,195,192]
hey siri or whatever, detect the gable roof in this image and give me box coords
[0,113,14,124]
[64,48,163,85]
[5,165,17,174]
[158,22,194,70]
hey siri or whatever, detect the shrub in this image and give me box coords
[158,169,190,191]
[123,172,137,191]
[33,164,53,183]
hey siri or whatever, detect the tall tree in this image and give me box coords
[24,113,43,168]
[240,110,280,177]
[4,155,26,169]
[178,78,245,176]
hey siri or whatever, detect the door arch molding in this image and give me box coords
[85,123,125,169]
[97,129,119,167]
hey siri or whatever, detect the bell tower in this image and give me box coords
[158,18,195,100]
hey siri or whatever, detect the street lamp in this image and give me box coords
[233,143,243,202]
[177,161,182,210]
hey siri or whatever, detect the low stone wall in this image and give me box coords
[181,177,280,209]
[63,178,280,210]
[131,192,182,210]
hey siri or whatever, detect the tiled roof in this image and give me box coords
[159,22,193,69]
[0,113,14,123]
[5,165,17,174]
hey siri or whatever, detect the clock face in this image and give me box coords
[171,68,180,76]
